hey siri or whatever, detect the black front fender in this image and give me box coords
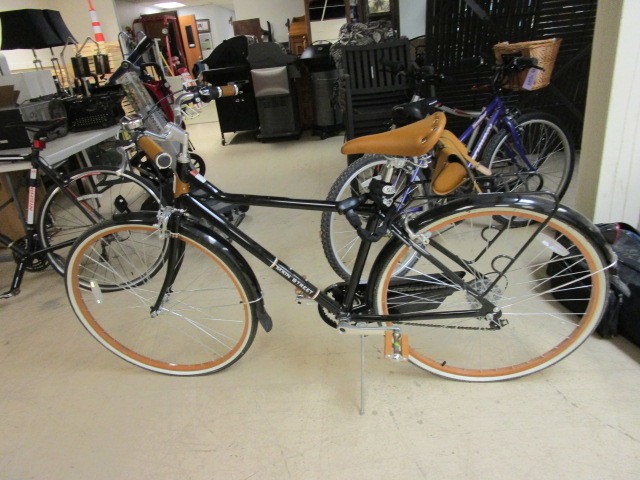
[180,221,273,333]
[111,211,273,332]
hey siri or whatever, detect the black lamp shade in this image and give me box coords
[0,9,65,50]
[43,10,77,45]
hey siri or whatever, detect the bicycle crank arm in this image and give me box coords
[337,321,400,336]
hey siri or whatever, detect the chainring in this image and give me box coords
[317,282,369,328]
[12,237,49,272]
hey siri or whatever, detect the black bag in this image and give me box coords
[547,223,639,341]
[610,223,640,345]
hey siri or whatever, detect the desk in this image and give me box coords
[0,125,121,253]
[1,125,121,168]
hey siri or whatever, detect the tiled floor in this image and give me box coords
[1,121,639,479]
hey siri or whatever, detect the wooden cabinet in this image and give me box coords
[304,0,350,43]
[136,12,203,75]
[289,16,309,55]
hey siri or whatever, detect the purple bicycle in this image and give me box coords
[322,54,575,280]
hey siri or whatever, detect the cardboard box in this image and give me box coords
[1,171,26,241]
[0,170,45,243]
[0,84,19,105]
[0,71,57,104]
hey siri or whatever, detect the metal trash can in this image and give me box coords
[301,42,343,139]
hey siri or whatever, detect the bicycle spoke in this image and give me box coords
[374,205,608,381]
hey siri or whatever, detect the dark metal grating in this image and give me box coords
[342,39,411,139]
[425,0,597,144]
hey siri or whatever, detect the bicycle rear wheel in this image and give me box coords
[481,112,575,199]
[321,154,428,280]
[371,203,610,381]
[65,219,258,375]
[321,154,388,280]
[39,167,162,275]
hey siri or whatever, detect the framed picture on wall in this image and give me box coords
[196,19,210,33]
[199,33,213,51]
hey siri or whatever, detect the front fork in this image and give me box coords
[502,115,535,171]
[149,208,186,316]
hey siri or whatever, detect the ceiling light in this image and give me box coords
[153,2,186,8]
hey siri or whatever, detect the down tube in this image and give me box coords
[184,194,343,314]
[503,115,536,170]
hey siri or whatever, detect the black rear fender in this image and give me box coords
[366,193,615,304]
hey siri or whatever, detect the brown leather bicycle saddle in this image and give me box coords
[431,130,492,195]
[341,112,446,157]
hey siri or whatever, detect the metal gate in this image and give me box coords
[424,0,597,143]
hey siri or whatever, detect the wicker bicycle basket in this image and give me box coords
[493,38,562,90]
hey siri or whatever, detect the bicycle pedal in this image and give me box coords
[384,331,408,362]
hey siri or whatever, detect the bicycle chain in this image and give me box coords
[318,277,507,331]
[387,280,507,331]
[318,282,369,328]
[400,319,507,330]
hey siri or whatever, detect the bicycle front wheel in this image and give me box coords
[481,112,575,199]
[371,203,610,381]
[39,167,162,275]
[65,220,258,375]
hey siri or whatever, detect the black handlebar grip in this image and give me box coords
[514,56,543,70]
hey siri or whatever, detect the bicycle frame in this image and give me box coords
[0,151,118,297]
[441,95,535,170]
[129,84,562,331]
[381,93,539,217]
[147,164,552,327]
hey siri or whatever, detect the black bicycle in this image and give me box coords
[64,85,615,382]
[0,119,160,298]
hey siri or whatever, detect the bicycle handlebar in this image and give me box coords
[108,35,153,84]
[170,83,239,125]
[128,82,241,169]
[505,55,542,71]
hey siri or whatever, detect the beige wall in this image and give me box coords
[174,4,236,55]
[399,0,426,38]
[1,0,120,71]
[232,0,304,43]
[112,0,161,33]
[576,0,640,227]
